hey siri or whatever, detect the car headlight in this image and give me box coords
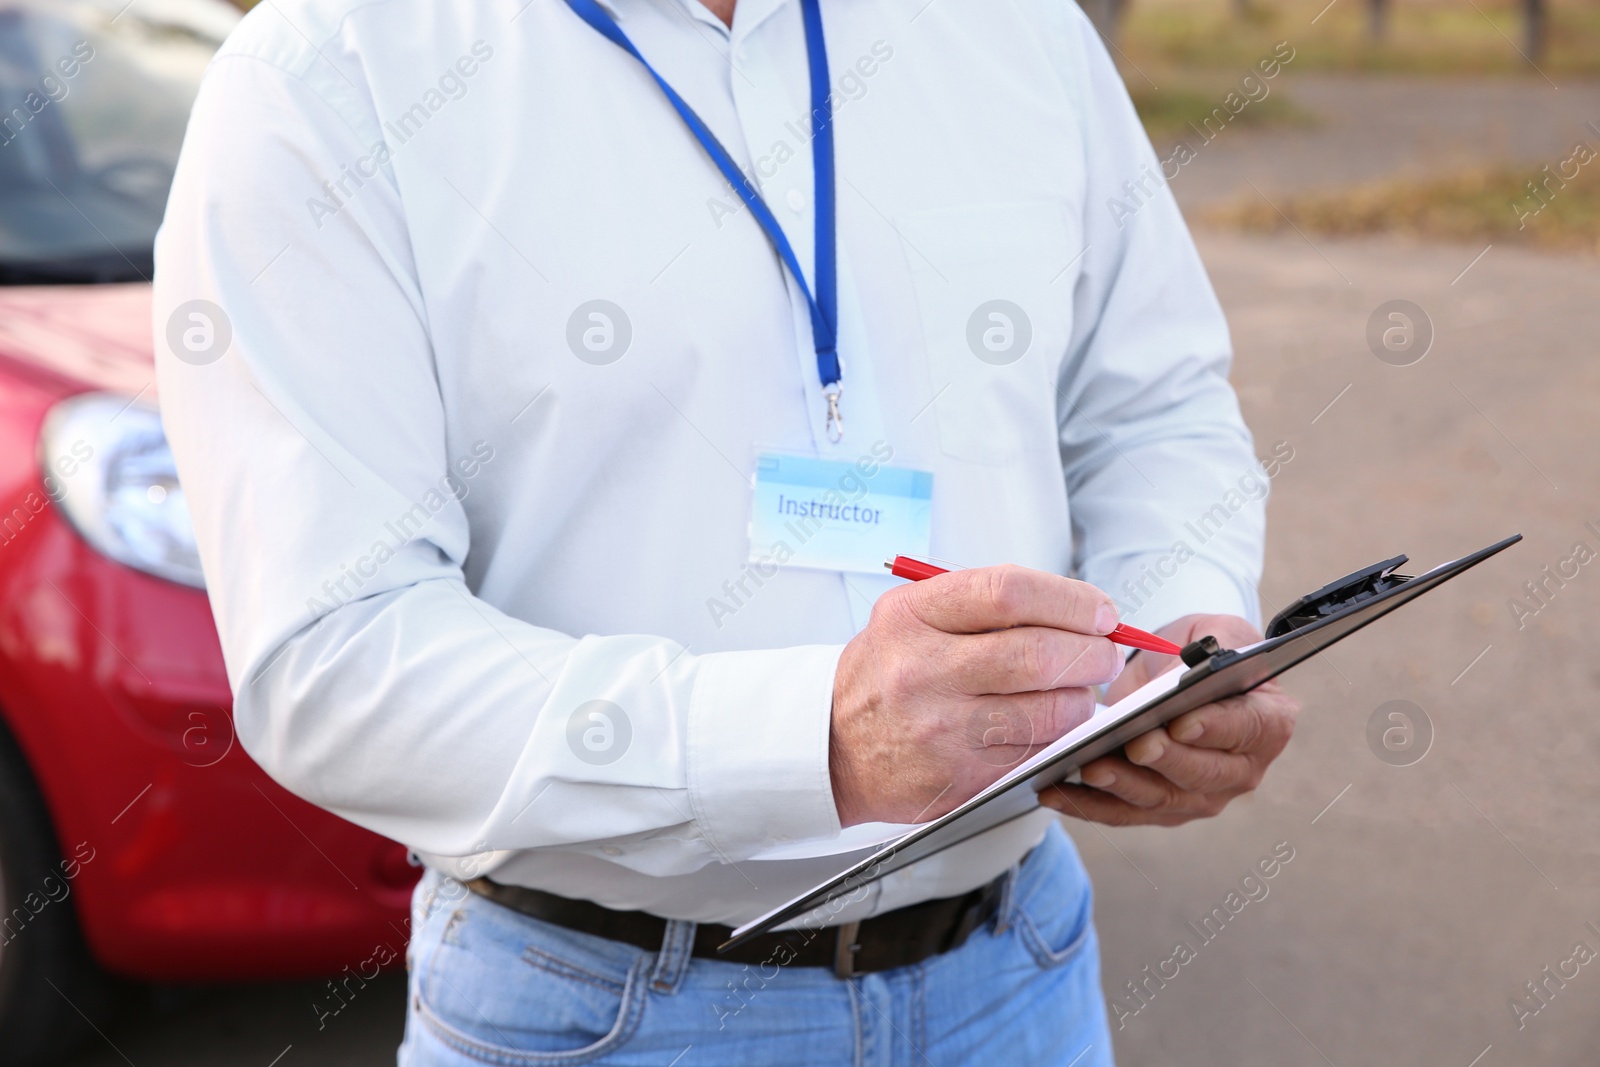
[39,392,205,589]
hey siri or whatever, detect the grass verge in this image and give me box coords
[1201,163,1600,252]
[1120,0,1600,78]
[1130,78,1316,142]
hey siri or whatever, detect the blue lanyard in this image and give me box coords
[563,0,844,441]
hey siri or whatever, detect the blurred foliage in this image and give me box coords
[1130,78,1316,141]
[1202,164,1600,250]
[1120,0,1600,75]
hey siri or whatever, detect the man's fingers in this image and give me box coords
[1077,755,1182,809]
[1041,783,1190,828]
[1121,729,1260,795]
[951,626,1123,694]
[1042,782,1143,826]
[908,565,1117,637]
[1164,685,1299,753]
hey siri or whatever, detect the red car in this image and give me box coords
[0,2,415,1060]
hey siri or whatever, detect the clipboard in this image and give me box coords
[721,533,1522,950]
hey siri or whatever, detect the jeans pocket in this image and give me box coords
[1009,826,1096,970]
[416,896,648,1065]
[1015,883,1093,970]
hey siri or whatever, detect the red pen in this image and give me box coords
[885,555,1185,657]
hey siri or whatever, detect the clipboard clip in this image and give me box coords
[1177,552,1417,672]
[1263,553,1415,640]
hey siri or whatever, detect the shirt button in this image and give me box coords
[600,846,622,857]
[785,189,806,213]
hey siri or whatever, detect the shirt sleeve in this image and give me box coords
[153,51,841,875]
[1052,6,1267,631]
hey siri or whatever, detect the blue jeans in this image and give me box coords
[398,823,1114,1066]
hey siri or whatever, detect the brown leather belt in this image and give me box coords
[465,873,1007,979]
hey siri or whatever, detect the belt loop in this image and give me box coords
[649,918,696,994]
[416,868,441,923]
[832,921,863,979]
[993,862,1021,937]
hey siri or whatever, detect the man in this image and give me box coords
[154,0,1298,1062]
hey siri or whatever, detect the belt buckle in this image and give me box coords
[832,921,862,979]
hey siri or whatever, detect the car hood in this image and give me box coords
[0,284,156,398]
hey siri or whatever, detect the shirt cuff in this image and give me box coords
[687,644,844,861]
[1101,557,1260,634]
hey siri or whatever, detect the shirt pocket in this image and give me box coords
[897,200,1080,466]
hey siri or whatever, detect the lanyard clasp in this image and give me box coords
[823,385,844,444]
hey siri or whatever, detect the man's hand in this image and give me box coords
[831,566,1124,827]
[1041,613,1300,827]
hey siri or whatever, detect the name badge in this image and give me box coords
[749,450,933,575]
